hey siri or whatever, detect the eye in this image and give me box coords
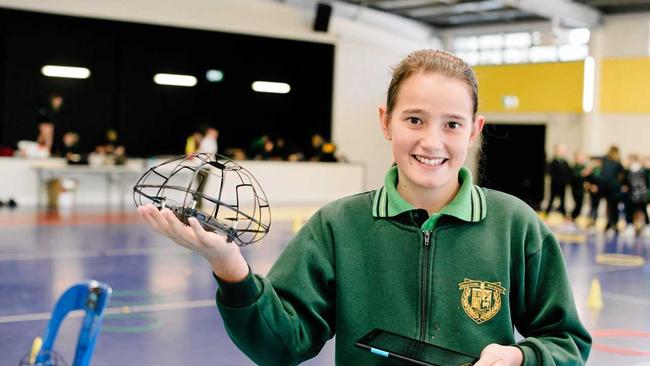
[446,121,461,129]
[407,117,423,126]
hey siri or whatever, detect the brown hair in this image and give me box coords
[606,145,620,161]
[386,49,478,117]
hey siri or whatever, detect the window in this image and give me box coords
[451,29,590,65]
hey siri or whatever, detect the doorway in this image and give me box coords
[478,123,546,211]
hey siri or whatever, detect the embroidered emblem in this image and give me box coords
[459,279,506,324]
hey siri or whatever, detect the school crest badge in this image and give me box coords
[459,279,506,324]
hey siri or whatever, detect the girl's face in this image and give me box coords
[380,72,484,199]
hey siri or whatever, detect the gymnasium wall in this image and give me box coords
[0,0,439,190]
[1,0,649,192]
[445,12,650,162]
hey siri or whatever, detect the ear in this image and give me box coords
[379,105,391,140]
[469,114,485,146]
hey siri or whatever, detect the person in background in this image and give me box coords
[320,142,338,162]
[60,131,82,164]
[260,138,275,160]
[112,145,127,165]
[193,125,219,209]
[35,122,55,155]
[198,126,219,155]
[102,128,127,165]
[37,94,64,153]
[88,145,107,166]
[570,151,588,222]
[598,146,625,234]
[622,153,649,236]
[271,137,288,160]
[545,144,571,217]
[274,137,304,161]
[185,130,203,155]
[307,133,325,161]
[104,128,121,154]
[585,157,602,228]
[249,135,269,159]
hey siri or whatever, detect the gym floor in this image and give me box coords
[0,207,648,366]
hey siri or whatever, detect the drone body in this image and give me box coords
[133,154,271,246]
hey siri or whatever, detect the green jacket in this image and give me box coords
[215,179,591,365]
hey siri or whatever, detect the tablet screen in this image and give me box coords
[356,329,477,366]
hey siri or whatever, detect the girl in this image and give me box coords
[138,49,591,366]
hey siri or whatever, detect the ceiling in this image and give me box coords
[338,0,650,29]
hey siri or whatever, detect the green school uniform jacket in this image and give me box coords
[215,167,591,366]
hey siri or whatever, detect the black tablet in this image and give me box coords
[355,328,478,366]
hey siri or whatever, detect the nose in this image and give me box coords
[418,124,444,151]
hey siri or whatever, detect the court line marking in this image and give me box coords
[572,284,650,307]
[0,247,189,261]
[3,288,649,325]
[568,265,650,276]
[0,299,215,324]
[601,291,650,307]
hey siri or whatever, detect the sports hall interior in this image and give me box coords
[0,1,649,365]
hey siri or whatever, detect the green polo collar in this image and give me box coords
[372,166,487,225]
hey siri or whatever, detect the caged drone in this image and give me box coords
[133,153,271,246]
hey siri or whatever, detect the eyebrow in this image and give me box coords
[401,108,428,115]
[442,113,467,121]
[400,108,468,121]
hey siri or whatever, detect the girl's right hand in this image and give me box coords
[137,204,249,282]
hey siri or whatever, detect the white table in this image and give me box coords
[32,164,144,209]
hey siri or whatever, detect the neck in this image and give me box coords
[397,178,460,214]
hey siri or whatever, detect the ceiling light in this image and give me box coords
[206,69,224,83]
[251,81,291,94]
[41,65,91,79]
[153,73,197,87]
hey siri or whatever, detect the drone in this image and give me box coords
[133,153,271,246]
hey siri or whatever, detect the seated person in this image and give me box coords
[60,132,84,164]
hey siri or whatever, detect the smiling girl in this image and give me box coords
[139,49,591,366]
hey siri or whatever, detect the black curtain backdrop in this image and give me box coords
[0,8,334,157]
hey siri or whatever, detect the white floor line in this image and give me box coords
[600,291,650,307]
[568,265,649,276]
[0,246,188,261]
[0,299,216,324]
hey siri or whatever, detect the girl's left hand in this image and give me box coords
[473,344,523,366]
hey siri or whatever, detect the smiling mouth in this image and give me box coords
[413,155,447,167]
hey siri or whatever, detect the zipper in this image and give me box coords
[419,230,431,341]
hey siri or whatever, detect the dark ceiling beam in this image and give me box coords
[513,0,602,27]
[405,0,508,17]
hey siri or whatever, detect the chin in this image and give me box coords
[407,173,449,189]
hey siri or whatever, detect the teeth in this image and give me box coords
[415,155,445,166]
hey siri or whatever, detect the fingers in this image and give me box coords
[138,205,166,234]
[188,217,207,239]
[474,356,502,366]
[161,208,198,246]
[474,344,500,366]
[138,204,229,252]
[475,344,522,366]
[138,205,195,249]
[188,217,223,247]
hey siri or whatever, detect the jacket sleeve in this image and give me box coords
[215,212,336,366]
[514,233,592,365]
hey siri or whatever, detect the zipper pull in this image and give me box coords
[423,231,431,246]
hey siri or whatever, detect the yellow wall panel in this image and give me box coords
[474,62,584,113]
[600,58,650,113]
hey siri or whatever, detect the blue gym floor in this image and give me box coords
[0,208,648,366]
